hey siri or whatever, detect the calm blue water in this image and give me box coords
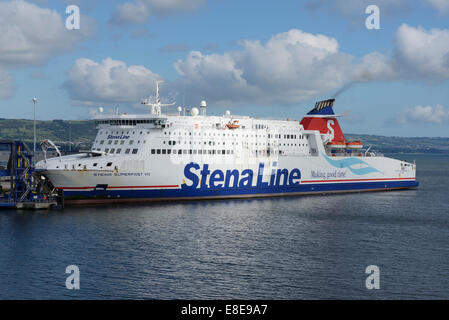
[1,154,448,299]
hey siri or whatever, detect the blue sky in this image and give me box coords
[1,0,449,137]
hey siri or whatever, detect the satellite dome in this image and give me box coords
[191,107,199,116]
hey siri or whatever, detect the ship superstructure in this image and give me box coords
[36,83,418,204]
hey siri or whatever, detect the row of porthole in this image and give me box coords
[151,149,235,155]
[163,131,303,139]
[91,148,139,155]
[97,140,147,145]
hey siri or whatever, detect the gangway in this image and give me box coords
[0,140,61,210]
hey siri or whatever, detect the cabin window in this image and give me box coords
[100,140,104,145]
[116,149,121,154]
[151,149,156,154]
[106,162,113,167]
[108,140,112,145]
[93,163,98,167]
[105,148,109,153]
[110,149,115,154]
[157,149,161,154]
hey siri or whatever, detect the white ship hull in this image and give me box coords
[38,153,417,204]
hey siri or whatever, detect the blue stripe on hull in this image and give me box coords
[63,180,419,202]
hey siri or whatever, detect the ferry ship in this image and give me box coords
[35,82,418,204]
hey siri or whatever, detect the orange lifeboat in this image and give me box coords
[226,120,240,129]
[346,140,363,149]
[327,140,346,149]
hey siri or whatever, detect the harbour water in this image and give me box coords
[1,154,448,299]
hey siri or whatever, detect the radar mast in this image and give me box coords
[141,80,175,115]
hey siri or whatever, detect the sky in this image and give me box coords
[0,0,449,137]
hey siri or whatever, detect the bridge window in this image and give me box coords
[132,149,138,154]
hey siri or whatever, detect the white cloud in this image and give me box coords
[398,105,449,124]
[351,24,449,83]
[393,24,449,81]
[170,25,449,105]
[63,25,449,107]
[0,0,94,68]
[0,69,15,99]
[174,29,355,105]
[64,57,160,105]
[425,0,449,14]
[110,0,204,25]
[353,52,397,82]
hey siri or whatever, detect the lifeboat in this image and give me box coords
[327,140,346,149]
[226,120,240,129]
[346,140,363,149]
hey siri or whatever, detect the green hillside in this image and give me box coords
[0,119,96,151]
[0,119,448,153]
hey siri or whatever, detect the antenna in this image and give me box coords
[141,80,175,115]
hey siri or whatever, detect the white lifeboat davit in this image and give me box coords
[226,119,240,129]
